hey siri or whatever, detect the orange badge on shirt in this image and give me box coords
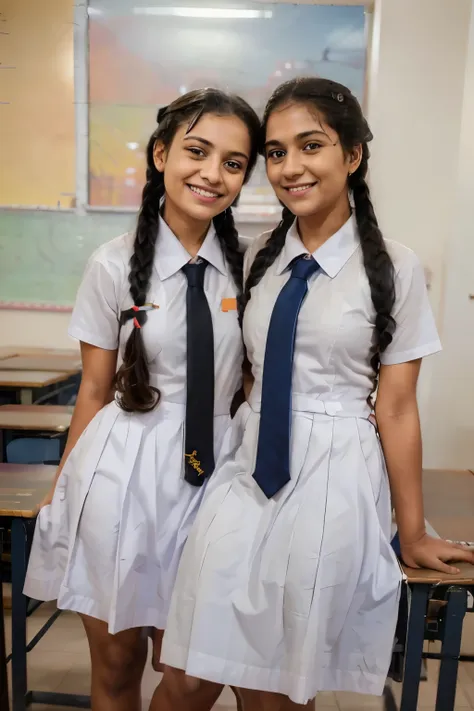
[221,298,237,312]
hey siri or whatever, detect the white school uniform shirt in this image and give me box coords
[69,215,242,409]
[23,216,244,634]
[160,215,442,702]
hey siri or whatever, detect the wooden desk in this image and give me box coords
[0,464,88,711]
[0,464,56,518]
[390,470,474,711]
[0,371,75,405]
[0,356,81,373]
[0,405,73,433]
[0,348,78,360]
[0,465,57,711]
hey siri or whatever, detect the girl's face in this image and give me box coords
[264,102,361,219]
[154,112,251,224]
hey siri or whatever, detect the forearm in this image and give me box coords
[376,404,425,545]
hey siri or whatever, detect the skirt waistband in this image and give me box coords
[249,393,372,419]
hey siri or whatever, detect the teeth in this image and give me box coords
[288,184,314,193]
[189,185,219,198]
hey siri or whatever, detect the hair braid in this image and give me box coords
[350,149,395,397]
[114,158,164,412]
[240,207,294,324]
[213,208,243,294]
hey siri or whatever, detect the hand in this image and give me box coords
[400,533,474,575]
[36,487,55,514]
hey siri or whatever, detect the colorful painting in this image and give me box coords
[88,1,367,209]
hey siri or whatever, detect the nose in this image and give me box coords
[199,156,222,186]
[281,149,304,181]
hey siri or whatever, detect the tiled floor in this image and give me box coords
[3,601,474,710]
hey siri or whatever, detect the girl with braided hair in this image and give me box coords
[24,88,259,711]
[157,78,474,710]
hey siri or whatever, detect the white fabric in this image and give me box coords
[161,216,442,703]
[24,217,244,634]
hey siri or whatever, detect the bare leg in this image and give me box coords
[149,666,223,711]
[150,629,243,710]
[80,614,147,711]
[239,689,315,711]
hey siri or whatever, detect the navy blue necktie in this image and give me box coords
[253,255,320,498]
[182,260,215,486]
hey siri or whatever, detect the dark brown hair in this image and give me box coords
[243,77,395,398]
[115,88,260,412]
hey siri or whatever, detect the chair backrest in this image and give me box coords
[6,437,61,465]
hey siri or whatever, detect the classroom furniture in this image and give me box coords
[384,469,474,711]
[0,527,9,711]
[0,372,78,406]
[0,357,81,374]
[0,467,472,711]
[0,464,90,711]
[0,349,78,360]
[0,406,73,464]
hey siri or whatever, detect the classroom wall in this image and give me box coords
[2,0,473,466]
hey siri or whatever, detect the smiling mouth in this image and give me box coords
[283,182,318,193]
[187,184,223,199]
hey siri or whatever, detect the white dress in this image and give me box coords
[24,217,244,634]
[161,216,442,703]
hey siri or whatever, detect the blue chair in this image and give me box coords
[6,437,61,465]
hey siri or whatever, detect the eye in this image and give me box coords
[303,141,323,152]
[224,160,243,172]
[266,149,286,161]
[186,147,206,158]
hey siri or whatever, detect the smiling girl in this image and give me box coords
[23,88,259,711]
[157,78,474,710]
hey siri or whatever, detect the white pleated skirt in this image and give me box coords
[161,396,403,704]
[24,397,239,634]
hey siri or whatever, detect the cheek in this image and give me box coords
[265,162,281,188]
[223,173,246,201]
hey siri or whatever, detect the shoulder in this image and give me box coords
[85,233,134,285]
[384,239,422,276]
[384,240,430,302]
[89,232,134,270]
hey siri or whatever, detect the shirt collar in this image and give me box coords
[154,215,228,281]
[274,214,360,278]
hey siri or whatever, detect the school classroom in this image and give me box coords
[1,0,473,710]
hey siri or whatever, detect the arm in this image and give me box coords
[242,355,254,402]
[40,342,117,507]
[376,360,474,573]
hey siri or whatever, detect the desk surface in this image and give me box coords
[0,405,73,432]
[403,469,474,585]
[0,356,81,373]
[0,463,56,517]
[0,370,73,388]
[0,347,79,361]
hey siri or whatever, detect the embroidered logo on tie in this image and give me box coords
[185,450,205,476]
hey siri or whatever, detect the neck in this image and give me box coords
[162,201,211,258]
[297,196,352,253]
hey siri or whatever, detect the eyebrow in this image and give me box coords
[183,134,249,161]
[265,130,330,149]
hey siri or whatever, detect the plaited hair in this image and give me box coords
[242,77,395,399]
[115,88,260,412]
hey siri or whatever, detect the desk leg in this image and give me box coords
[11,519,29,711]
[0,531,10,711]
[19,391,32,407]
[435,587,467,711]
[399,584,430,711]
